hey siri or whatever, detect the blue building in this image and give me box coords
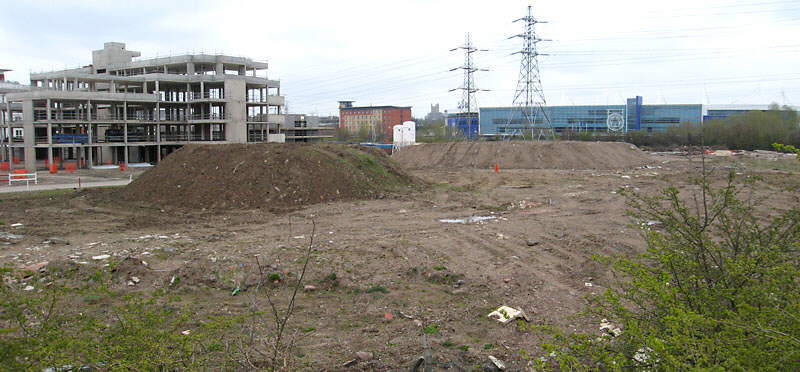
[446,112,479,139]
[479,96,709,135]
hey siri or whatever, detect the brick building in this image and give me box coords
[338,101,411,142]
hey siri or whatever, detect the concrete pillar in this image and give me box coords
[215,63,223,75]
[155,80,160,97]
[187,62,195,75]
[4,98,11,168]
[123,101,128,165]
[238,66,246,76]
[46,98,53,166]
[163,65,168,74]
[110,81,117,93]
[87,100,93,168]
[142,80,147,94]
[22,100,36,171]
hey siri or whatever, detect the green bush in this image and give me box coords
[531,173,800,370]
[0,283,239,370]
[567,105,800,151]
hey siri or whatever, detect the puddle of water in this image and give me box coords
[438,216,497,224]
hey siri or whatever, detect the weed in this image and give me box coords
[432,265,447,271]
[458,345,470,352]
[422,324,439,335]
[483,343,494,350]
[442,341,454,347]
[365,285,389,294]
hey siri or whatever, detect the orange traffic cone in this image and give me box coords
[494,163,500,173]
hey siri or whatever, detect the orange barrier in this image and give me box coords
[49,164,58,174]
[0,162,8,171]
[119,163,127,171]
[12,169,28,180]
[65,163,77,173]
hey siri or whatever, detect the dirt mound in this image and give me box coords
[122,143,421,210]
[392,141,652,170]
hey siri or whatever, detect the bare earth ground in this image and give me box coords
[1,153,798,370]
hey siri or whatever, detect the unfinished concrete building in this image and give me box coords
[4,42,286,171]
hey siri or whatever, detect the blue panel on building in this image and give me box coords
[446,114,479,139]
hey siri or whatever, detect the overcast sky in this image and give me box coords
[2,0,799,117]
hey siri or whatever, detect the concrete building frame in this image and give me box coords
[4,42,287,171]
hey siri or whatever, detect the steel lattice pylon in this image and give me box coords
[450,33,488,139]
[507,5,554,141]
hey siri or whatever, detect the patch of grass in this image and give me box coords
[432,265,447,271]
[268,273,281,282]
[458,345,469,351]
[422,324,440,335]
[483,343,494,350]
[302,327,316,333]
[442,341,455,347]
[365,285,389,294]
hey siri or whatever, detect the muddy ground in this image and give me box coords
[1,153,798,370]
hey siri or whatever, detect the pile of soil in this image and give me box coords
[122,143,421,210]
[392,141,652,170]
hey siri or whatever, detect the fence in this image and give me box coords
[0,171,38,187]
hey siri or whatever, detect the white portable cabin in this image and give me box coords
[392,121,416,152]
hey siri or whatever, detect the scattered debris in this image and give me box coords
[21,261,48,273]
[600,319,622,337]
[383,312,394,321]
[488,306,530,324]
[43,237,70,245]
[92,254,111,260]
[399,311,414,319]
[356,351,374,361]
[508,200,540,210]
[131,276,140,284]
[10,223,23,228]
[181,330,192,336]
[0,232,22,242]
[439,216,496,224]
[23,285,35,291]
[303,285,317,291]
[169,276,177,286]
[584,282,594,287]
[343,359,359,367]
[231,287,241,296]
[488,355,506,370]
[526,240,540,247]
[413,319,423,327]
[634,346,654,364]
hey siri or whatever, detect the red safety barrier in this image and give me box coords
[49,163,58,174]
[65,163,77,173]
[12,169,27,179]
[0,162,8,171]
[119,163,127,171]
[12,157,20,164]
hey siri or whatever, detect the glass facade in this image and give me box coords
[479,97,703,135]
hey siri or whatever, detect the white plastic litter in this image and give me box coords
[487,305,530,324]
